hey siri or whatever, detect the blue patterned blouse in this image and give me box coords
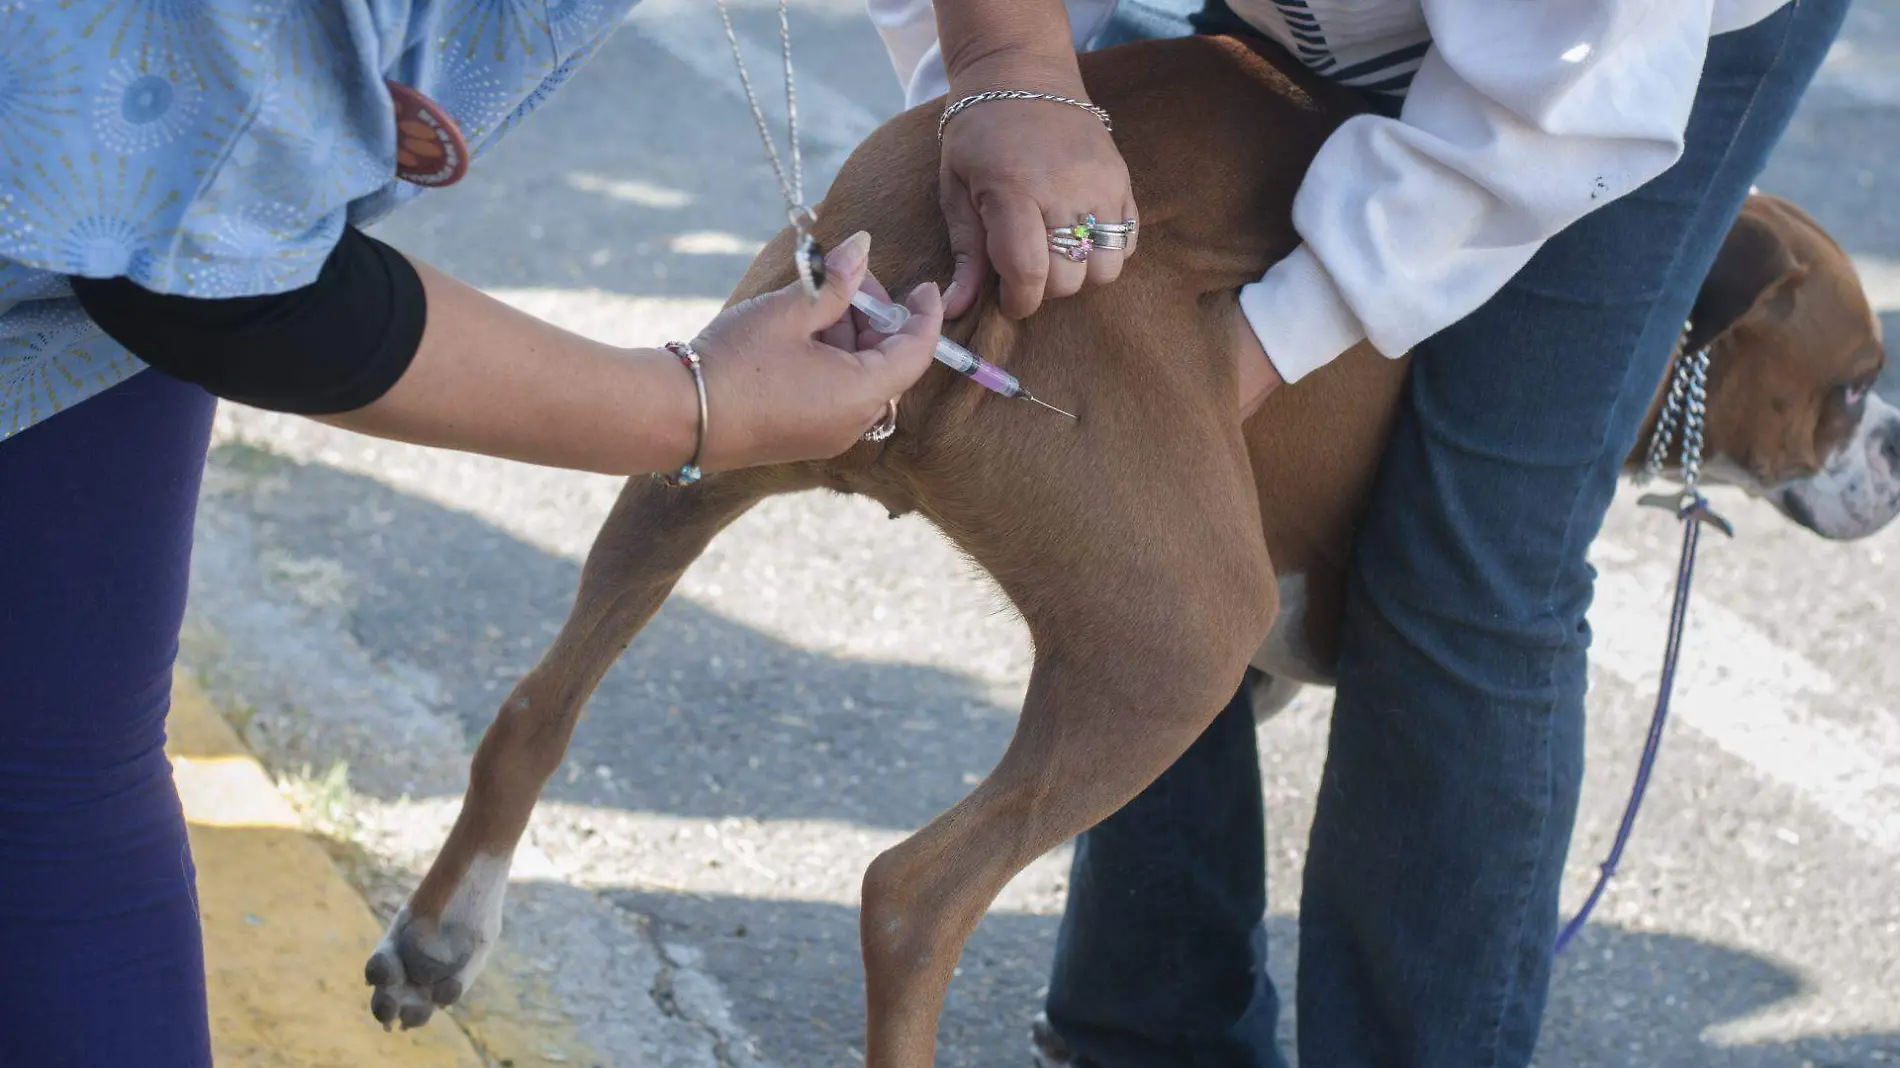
[0,0,640,441]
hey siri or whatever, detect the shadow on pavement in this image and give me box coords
[203,441,1021,834]
[198,442,1900,1068]
[515,880,1896,1068]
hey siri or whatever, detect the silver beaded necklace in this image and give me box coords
[713,0,826,302]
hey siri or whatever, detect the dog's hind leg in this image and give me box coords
[859,533,1275,1067]
[856,383,1277,1067]
[363,473,774,1030]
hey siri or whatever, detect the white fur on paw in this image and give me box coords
[364,853,512,1031]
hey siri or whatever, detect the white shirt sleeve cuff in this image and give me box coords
[1237,244,1373,385]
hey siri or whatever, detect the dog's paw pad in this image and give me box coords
[398,1000,435,1030]
[363,905,493,1031]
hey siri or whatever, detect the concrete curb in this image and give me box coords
[169,670,604,1068]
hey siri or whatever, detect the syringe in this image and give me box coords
[850,289,1077,421]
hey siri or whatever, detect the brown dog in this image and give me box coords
[363,33,1894,1065]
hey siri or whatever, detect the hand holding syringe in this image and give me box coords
[850,290,1076,421]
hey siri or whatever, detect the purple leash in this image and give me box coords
[1554,324,1732,956]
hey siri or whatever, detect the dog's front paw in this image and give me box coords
[364,855,510,1031]
[364,906,482,1030]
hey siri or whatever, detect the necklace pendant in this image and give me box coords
[794,229,826,303]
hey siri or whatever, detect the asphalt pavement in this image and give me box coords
[180,1,1900,1064]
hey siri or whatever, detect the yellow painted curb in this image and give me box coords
[168,671,604,1068]
[168,673,487,1068]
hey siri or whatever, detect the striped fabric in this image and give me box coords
[1225,0,1432,105]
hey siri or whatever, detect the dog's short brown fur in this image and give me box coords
[366,34,1889,1065]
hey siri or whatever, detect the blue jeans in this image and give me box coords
[1046,3,1848,1066]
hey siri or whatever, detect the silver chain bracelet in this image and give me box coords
[938,90,1113,143]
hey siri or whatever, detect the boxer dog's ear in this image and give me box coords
[1688,202,1810,352]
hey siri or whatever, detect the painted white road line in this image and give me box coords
[625,0,883,153]
[1588,542,1900,853]
[1813,30,1900,110]
[669,231,769,256]
[1852,254,1900,315]
[564,170,697,209]
[488,288,728,347]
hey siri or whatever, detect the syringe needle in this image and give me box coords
[853,288,1078,421]
[1021,391,1078,421]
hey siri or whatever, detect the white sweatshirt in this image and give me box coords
[867,0,1792,382]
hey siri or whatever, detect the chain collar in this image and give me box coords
[1635,320,1733,537]
[1637,321,1712,495]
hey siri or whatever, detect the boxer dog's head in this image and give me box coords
[1683,193,1899,540]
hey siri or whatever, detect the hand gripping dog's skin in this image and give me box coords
[366,35,1894,1064]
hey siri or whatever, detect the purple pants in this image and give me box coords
[0,370,218,1067]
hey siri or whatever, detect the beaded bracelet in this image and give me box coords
[655,341,707,487]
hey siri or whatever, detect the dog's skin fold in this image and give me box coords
[363,34,1891,1066]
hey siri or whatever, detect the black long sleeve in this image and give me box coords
[70,226,428,415]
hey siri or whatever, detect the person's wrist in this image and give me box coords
[1232,310,1283,417]
[632,345,704,476]
[946,48,1087,100]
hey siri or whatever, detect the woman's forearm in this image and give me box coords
[75,230,935,477]
[936,0,1085,88]
[319,256,696,477]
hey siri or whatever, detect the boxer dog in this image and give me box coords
[364,33,1896,1067]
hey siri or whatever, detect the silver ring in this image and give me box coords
[1048,213,1105,263]
[861,399,898,442]
[1049,233,1091,263]
[1047,213,1136,262]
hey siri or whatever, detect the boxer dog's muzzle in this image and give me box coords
[1683,194,1898,540]
[1765,389,1900,539]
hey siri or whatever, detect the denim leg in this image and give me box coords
[1045,8,1291,1068]
[1046,678,1284,1068]
[1296,5,1848,1068]
[1087,0,1203,49]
